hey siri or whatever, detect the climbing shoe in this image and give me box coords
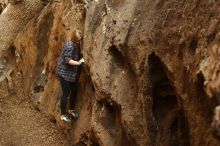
[68,110,79,119]
[60,115,71,123]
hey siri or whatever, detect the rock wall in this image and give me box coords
[12,0,220,145]
[0,0,44,52]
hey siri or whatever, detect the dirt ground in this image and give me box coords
[0,69,69,146]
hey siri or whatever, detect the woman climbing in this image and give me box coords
[56,30,84,123]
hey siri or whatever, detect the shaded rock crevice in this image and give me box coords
[148,53,190,146]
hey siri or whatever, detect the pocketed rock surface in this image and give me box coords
[3,0,220,146]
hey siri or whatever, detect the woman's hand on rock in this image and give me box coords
[79,58,85,64]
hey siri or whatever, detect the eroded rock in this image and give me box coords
[10,0,220,145]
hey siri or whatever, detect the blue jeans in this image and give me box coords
[59,76,78,115]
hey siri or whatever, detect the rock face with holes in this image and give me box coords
[11,0,220,145]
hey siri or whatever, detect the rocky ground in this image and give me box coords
[0,68,69,146]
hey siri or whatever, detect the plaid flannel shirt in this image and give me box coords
[57,41,79,82]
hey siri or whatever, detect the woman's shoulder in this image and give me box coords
[64,41,73,47]
[62,41,73,50]
[63,41,79,51]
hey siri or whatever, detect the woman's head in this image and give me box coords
[69,30,82,42]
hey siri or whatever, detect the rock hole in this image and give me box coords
[90,142,100,146]
[207,33,216,44]
[100,101,121,136]
[33,85,44,93]
[169,117,179,146]
[148,53,190,145]
[8,0,22,5]
[89,130,100,146]
[54,37,58,41]
[3,45,17,64]
[188,39,198,54]
[109,45,125,67]
[106,0,124,8]
[196,72,205,92]
[113,19,117,25]
[49,116,57,124]
[0,6,3,14]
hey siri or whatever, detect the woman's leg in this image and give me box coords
[69,81,78,110]
[59,76,70,115]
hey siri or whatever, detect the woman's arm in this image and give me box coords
[62,42,84,66]
[62,42,78,65]
[68,59,81,66]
